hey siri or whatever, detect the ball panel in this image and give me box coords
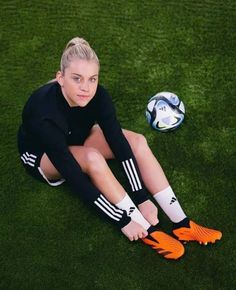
[179,101,185,113]
[147,99,156,111]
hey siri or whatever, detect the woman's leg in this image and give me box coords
[84,125,170,194]
[84,126,188,225]
[84,126,222,245]
[40,146,125,204]
[84,126,169,224]
[40,146,150,240]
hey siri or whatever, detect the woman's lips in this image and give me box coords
[78,95,89,98]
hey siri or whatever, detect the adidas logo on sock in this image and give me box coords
[128,206,135,215]
[170,197,177,205]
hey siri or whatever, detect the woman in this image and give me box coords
[17,37,222,260]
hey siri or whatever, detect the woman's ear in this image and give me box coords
[56,71,64,87]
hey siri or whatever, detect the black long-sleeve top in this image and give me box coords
[18,82,149,227]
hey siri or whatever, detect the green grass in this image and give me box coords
[1,0,236,289]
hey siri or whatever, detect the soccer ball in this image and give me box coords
[145,92,185,132]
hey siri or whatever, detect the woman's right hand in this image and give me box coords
[121,220,148,241]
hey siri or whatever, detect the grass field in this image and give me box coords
[0,0,236,289]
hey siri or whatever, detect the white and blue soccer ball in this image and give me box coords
[145,92,185,132]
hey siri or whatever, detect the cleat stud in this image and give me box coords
[204,242,208,245]
[199,242,202,245]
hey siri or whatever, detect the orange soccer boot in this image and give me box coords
[142,230,185,260]
[173,220,222,245]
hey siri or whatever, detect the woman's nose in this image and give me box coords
[79,81,89,91]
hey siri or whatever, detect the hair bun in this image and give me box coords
[65,37,90,50]
[60,36,99,72]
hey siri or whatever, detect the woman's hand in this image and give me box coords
[121,220,148,241]
[138,200,159,226]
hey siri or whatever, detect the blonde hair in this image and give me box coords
[60,37,100,73]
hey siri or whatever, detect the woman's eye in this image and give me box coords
[90,78,97,82]
[73,77,81,82]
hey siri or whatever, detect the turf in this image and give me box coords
[0,0,236,289]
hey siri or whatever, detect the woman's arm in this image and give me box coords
[96,86,150,205]
[35,119,131,229]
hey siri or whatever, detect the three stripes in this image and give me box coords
[94,194,124,221]
[122,158,142,192]
[21,152,37,167]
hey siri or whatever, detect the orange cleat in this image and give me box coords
[173,220,222,245]
[142,230,185,260]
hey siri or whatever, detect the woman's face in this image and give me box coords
[57,58,99,107]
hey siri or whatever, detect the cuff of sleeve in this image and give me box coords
[131,189,149,205]
[118,214,131,229]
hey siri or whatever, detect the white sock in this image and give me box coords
[153,186,187,223]
[116,194,151,230]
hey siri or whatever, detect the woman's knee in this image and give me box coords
[84,147,107,174]
[126,132,148,156]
